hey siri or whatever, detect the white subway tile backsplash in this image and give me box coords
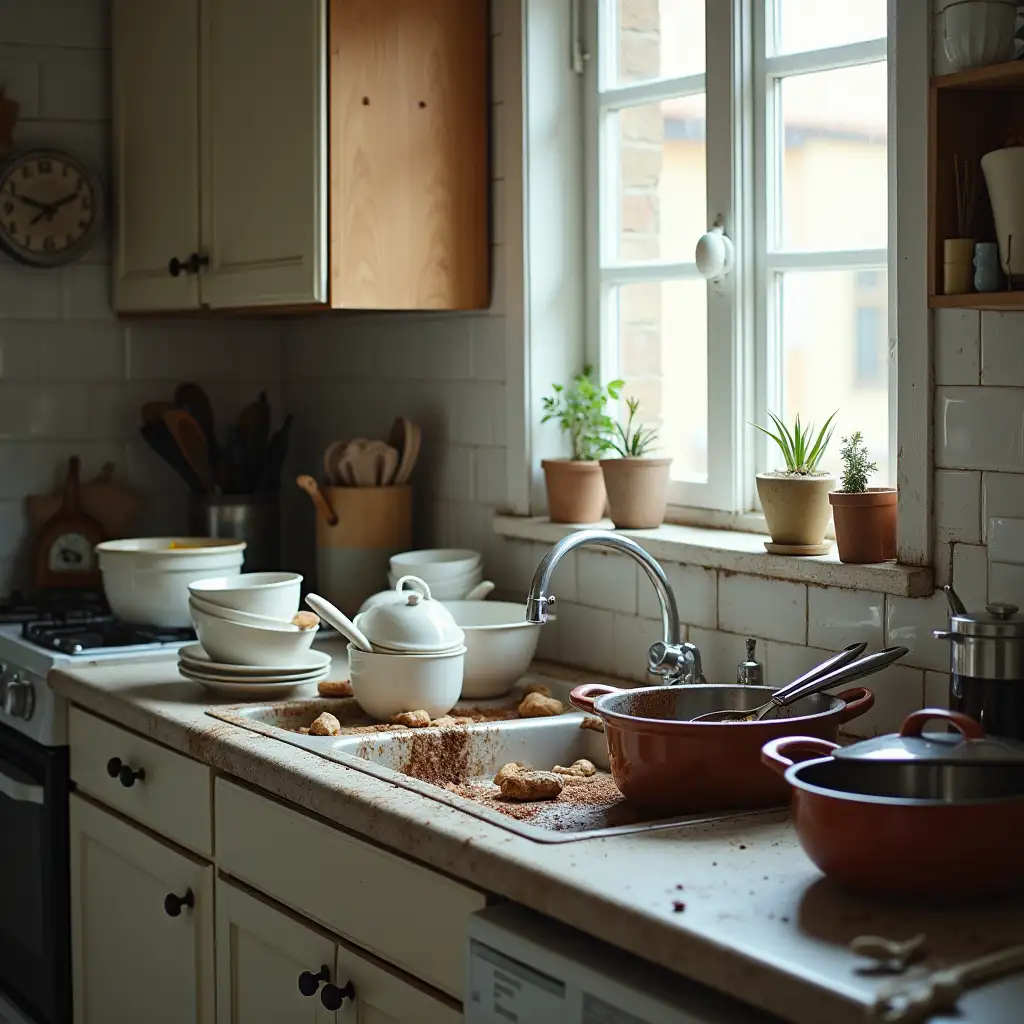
[0,258,63,319]
[577,550,638,614]
[934,308,979,385]
[471,317,506,381]
[719,574,806,644]
[637,561,717,629]
[688,627,766,685]
[990,561,1024,606]
[807,586,884,650]
[436,445,475,502]
[983,472,1024,538]
[987,517,1024,565]
[934,469,980,542]
[952,542,988,610]
[924,671,950,709]
[551,601,617,672]
[0,48,41,117]
[0,0,108,47]
[612,613,663,682]
[841,664,925,738]
[936,386,1024,471]
[474,446,507,506]
[765,640,832,689]
[0,501,28,559]
[40,46,109,120]
[885,591,949,671]
[981,311,1024,386]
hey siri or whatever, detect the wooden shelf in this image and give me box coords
[934,60,1024,92]
[930,292,1024,310]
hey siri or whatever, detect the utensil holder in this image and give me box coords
[190,494,280,573]
[315,485,413,615]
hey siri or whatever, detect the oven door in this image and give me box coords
[0,722,69,1024]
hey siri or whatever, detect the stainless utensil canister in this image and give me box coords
[190,495,280,573]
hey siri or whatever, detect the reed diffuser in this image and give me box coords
[944,154,978,295]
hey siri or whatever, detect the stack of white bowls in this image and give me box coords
[387,549,484,600]
[182,572,330,692]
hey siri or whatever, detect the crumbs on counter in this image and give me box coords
[580,716,605,733]
[309,712,341,736]
[317,679,353,698]
[672,901,686,913]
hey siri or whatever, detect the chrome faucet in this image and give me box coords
[526,529,703,685]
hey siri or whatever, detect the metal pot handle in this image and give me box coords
[760,736,839,777]
[900,707,985,740]
[835,686,875,723]
[569,683,621,713]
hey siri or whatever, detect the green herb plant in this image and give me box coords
[753,410,837,475]
[541,367,623,461]
[602,396,659,458]
[838,431,878,493]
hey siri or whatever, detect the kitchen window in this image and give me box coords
[584,0,891,516]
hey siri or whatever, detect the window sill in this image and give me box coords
[493,515,933,598]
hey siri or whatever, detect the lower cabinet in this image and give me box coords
[69,794,215,1024]
[217,880,462,1023]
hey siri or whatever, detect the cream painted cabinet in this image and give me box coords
[69,794,215,1024]
[217,880,461,1024]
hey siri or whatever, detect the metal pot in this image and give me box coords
[761,708,1024,896]
[933,584,1024,739]
[568,683,874,813]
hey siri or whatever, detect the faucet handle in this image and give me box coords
[648,641,703,685]
[526,593,556,623]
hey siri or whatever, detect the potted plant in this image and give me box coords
[829,431,896,564]
[599,397,671,529]
[754,411,837,555]
[540,368,622,523]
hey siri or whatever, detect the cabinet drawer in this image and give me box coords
[70,707,212,856]
[216,778,485,999]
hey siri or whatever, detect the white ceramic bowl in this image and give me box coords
[188,572,302,619]
[443,601,544,698]
[348,644,465,720]
[96,537,247,628]
[188,594,309,633]
[354,577,464,653]
[190,603,318,666]
[944,0,1016,71]
[386,569,483,600]
[389,549,481,582]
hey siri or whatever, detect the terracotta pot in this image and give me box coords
[761,734,1024,897]
[829,488,896,564]
[756,473,835,547]
[599,457,671,529]
[568,682,874,814]
[541,459,606,524]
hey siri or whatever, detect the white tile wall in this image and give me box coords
[936,386,1024,472]
[981,311,1024,386]
[806,586,883,650]
[934,308,979,385]
[718,574,806,644]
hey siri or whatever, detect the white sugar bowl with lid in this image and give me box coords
[354,576,465,654]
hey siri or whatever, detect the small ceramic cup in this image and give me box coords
[974,241,1004,292]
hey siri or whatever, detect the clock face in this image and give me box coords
[47,532,96,573]
[0,150,102,268]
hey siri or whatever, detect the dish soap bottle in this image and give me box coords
[736,637,763,687]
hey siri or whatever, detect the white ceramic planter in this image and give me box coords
[981,147,1024,281]
[943,0,1016,71]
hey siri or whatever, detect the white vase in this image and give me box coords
[981,147,1024,281]
[943,0,1017,71]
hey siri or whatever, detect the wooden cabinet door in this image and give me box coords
[69,795,214,1024]
[199,0,327,308]
[216,880,337,1023]
[112,0,201,311]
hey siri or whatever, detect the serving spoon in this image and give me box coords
[305,593,373,653]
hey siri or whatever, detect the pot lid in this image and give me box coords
[950,602,1024,639]
[353,575,465,653]
[833,708,1024,766]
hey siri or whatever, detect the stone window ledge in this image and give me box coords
[493,515,933,598]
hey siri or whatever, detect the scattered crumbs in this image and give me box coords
[739,844,747,850]
[672,901,686,913]
[712,861,717,866]
[675,884,685,891]
[763,876,769,881]
[781,916,790,924]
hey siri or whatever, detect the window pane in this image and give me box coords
[614,94,706,263]
[616,278,707,482]
[614,0,704,87]
[778,62,887,251]
[779,269,890,484]
[775,0,887,55]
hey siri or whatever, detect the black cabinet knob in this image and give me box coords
[168,252,210,277]
[320,981,355,1011]
[106,757,145,788]
[163,889,195,917]
[297,965,330,997]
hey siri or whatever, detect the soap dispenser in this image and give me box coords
[736,637,763,687]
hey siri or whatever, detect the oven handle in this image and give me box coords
[0,767,45,805]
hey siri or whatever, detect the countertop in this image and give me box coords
[51,643,1024,1024]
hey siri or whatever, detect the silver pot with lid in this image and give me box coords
[933,585,1024,740]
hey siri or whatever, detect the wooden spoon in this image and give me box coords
[161,409,213,492]
[376,444,399,486]
[295,474,338,525]
[141,400,172,426]
[174,382,219,461]
[322,440,348,486]
[390,418,421,485]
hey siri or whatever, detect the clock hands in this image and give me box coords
[27,192,81,225]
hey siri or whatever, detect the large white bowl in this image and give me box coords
[96,537,246,628]
[389,549,481,582]
[188,572,302,619]
[348,644,465,720]
[387,569,482,600]
[188,594,307,633]
[944,0,1016,71]
[190,603,318,666]
[443,600,544,698]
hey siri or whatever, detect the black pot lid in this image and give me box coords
[833,708,1024,765]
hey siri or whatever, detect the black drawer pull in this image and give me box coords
[321,981,355,1010]
[298,965,330,997]
[106,757,145,788]
[163,889,195,917]
[168,252,209,277]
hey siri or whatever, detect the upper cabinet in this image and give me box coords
[112,0,489,313]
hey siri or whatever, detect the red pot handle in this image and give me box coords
[569,683,621,713]
[761,735,839,777]
[836,686,874,723]
[899,707,985,740]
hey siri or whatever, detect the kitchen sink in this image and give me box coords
[208,696,773,843]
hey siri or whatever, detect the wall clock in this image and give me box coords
[0,148,103,268]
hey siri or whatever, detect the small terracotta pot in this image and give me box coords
[829,488,896,564]
[599,457,671,529]
[756,473,835,547]
[541,459,606,524]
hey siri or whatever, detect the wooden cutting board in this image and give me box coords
[27,461,141,539]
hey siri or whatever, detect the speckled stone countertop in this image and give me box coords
[51,643,1024,1024]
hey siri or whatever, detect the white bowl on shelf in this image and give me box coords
[188,572,302,620]
[389,549,481,582]
[386,569,483,601]
[190,603,318,666]
[943,0,1016,71]
[348,643,465,721]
